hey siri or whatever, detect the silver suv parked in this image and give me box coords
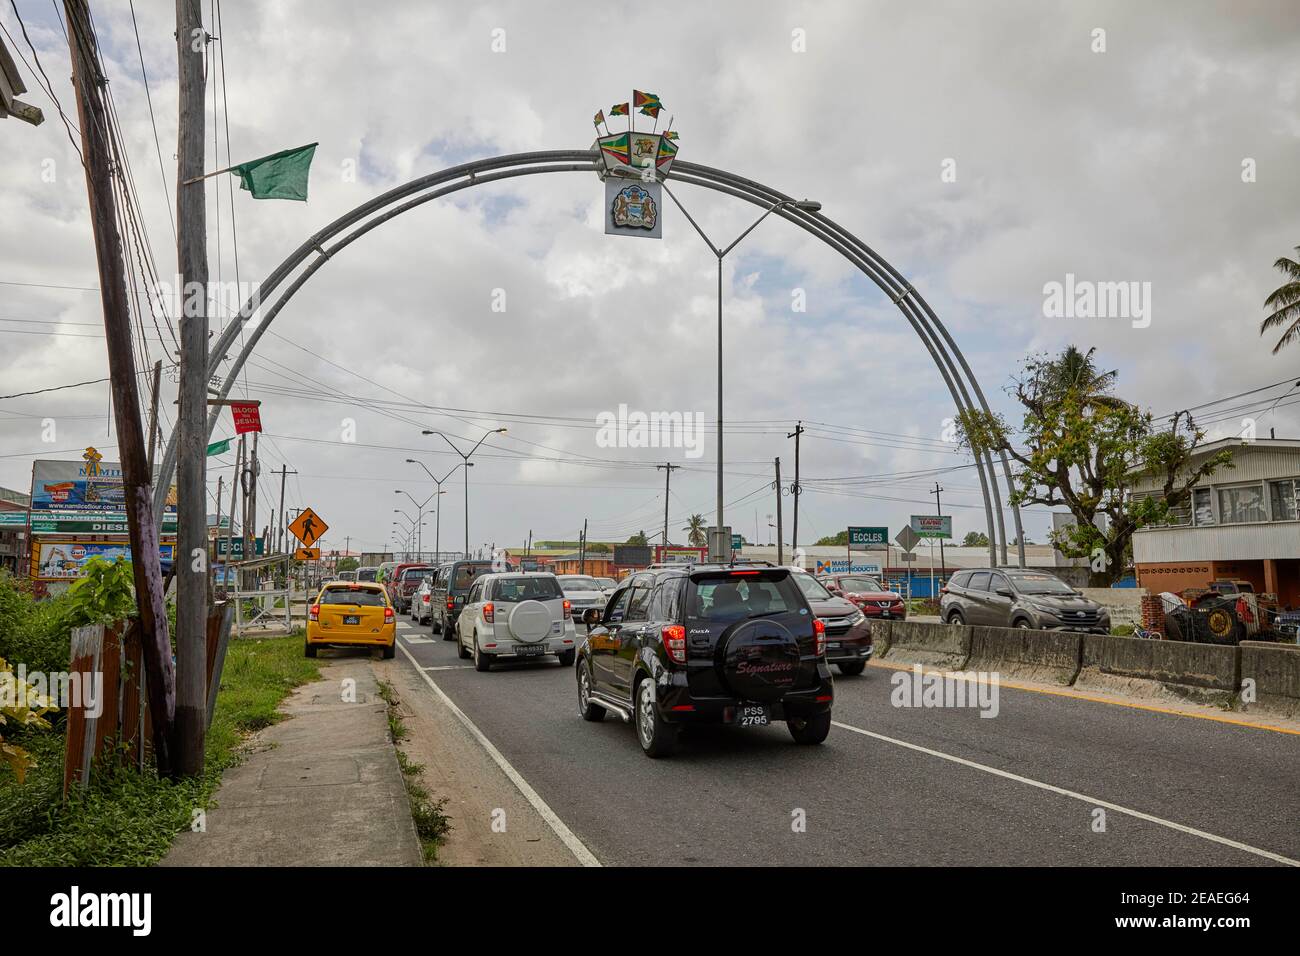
[940,568,1110,633]
[457,571,579,671]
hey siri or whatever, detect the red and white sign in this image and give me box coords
[230,402,262,434]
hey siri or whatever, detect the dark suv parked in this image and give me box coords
[576,565,834,757]
[940,567,1110,633]
[430,560,506,639]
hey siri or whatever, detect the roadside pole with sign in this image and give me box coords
[895,525,920,604]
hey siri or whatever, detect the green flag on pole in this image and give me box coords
[206,438,231,456]
[232,142,318,201]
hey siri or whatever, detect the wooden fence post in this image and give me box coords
[63,624,104,797]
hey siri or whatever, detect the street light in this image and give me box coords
[659,188,821,557]
[394,488,438,557]
[419,427,507,556]
[406,459,468,562]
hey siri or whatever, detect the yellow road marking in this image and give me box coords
[868,658,1300,737]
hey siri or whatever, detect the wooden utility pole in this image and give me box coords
[173,0,210,778]
[656,463,681,550]
[222,436,241,590]
[774,457,784,566]
[246,431,259,556]
[145,359,163,470]
[787,422,804,555]
[275,464,295,554]
[63,0,176,775]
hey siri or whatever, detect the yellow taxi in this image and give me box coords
[305,581,397,658]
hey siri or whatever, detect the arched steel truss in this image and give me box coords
[155,149,1024,567]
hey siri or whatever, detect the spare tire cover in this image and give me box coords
[508,601,552,642]
[718,618,801,702]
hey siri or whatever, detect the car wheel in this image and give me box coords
[635,679,676,758]
[382,640,396,660]
[946,610,965,626]
[1014,618,1032,629]
[472,634,492,672]
[787,710,832,745]
[558,648,576,667]
[577,666,605,722]
[304,639,317,659]
[431,613,442,634]
[837,662,866,677]
[456,629,471,659]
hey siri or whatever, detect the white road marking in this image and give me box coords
[421,664,473,671]
[402,636,435,645]
[396,640,601,867]
[832,720,1300,867]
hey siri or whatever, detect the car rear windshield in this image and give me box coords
[356,569,378,582]
[838,576,883,591]
[792,573,832,600]
[493,576,563,602]
[1007,573,1075,595]
[403,568,433,582]
[320,586,386,606]
[686,572,806,624]
[452,564,493,590]
[558,576,600,591]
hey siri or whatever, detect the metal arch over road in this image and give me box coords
[155,149,1026,567]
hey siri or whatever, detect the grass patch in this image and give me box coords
[0,632,318,866]
[377,678,449,862]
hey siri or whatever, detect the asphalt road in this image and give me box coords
[393,619,1300,867]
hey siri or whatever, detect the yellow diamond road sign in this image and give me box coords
[289,507,327,547]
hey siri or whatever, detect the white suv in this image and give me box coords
[457,571,579,671]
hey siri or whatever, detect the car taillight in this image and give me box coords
[813,618,826,656]
[483,602,494,623]
[384,607,394,622]
[939,587,949,595]
[662,624,687,664]
[309,604,320,622]
[446,598,455,609]
[563,599,572,620]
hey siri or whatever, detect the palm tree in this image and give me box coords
[683,514,707,548]
[1029,345,1128,411]
[1261,246,1300,353]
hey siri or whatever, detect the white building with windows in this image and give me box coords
[1130,438,1300,606]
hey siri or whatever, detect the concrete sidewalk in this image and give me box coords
[163,658,422,867]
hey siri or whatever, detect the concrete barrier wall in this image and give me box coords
[872,621,1299,719]
[964,626,1082,685]
[1240,641,1300,719]
[873,620,969,669]
[1075,634,1239,705]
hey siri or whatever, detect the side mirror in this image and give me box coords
[996,587,1013,597]
[582,607,602,627]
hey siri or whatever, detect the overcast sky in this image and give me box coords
[2,0,1298,556]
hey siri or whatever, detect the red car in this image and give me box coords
[388,564,432,614]
[819,573,907,621]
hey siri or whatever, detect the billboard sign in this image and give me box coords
[29,449,177,533]
[910,515,952,539]
[613,544,653,567]
[848,526,887,550]
[31,540,175,581]
[814,560,882,576]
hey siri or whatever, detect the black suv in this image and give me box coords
[575,565,834,757]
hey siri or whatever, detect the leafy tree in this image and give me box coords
[814,531,849,546]
[682,514,707,548]
[1260,245,1300,353]
[336,556,359,573]
[957,347,1232,585]
[0,656,55,783]
[626,531,649,546]
[961,531,989,548]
